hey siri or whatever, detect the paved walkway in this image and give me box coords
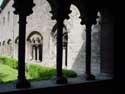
[0,74,112,94]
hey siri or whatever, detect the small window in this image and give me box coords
[3,17,5,25]
[8,11,10,22]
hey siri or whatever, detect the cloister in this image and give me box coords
[0,0,119,94]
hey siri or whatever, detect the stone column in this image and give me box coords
[47,0,71,84]
[35,46,37,61]
[55,0,67,84]
[37,46,40,62]
[16,15,30,88]
[12,0,35,88]
[29,44,32,61]
[79,7,97,80]
[55,19,67,83]
[33,46,35,61]
[84,24,95,80]
[26,42,28,61]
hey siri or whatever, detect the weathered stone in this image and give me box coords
[0,0,101,75]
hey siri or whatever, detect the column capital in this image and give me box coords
[12,0,35,16]
[75,1,98,25]
[47,0,71,20]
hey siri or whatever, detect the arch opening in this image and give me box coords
[27,31,43,63]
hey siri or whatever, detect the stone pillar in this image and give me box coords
[29,44,32,61]
[33,46,35,61]
[37,46,40,62]
[35,46,37,61]
[84,24,95,80]
[12,0,35,88]
[64,35,68,67]
[47,0,71,84]
[26,42,28,61]
[79,5,97,80]
[48,0,67,84]
[55,19,67,84]
[16,15,31,88]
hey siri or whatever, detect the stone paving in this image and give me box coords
[0,74,112,93]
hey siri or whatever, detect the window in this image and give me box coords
[8,11,10,22]
[31,37,43,62]
[27,31,43,62]
[3,17,5,25]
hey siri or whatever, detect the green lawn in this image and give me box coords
[0,63,77,83]
[0,63,17,83]
[0,63,31,83]
[0,56,77,83]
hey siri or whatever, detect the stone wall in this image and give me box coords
[0,0,101,75]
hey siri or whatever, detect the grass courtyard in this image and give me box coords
[0,63,18,83]
[0,56,77,83]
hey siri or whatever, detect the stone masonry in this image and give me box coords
[0,0,101,74]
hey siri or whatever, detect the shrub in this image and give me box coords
[0,56,18,69]
[28,64,77,81]
[62,69,77,77]
[28,64,55,80]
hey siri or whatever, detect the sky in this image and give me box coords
[0,0,3,6]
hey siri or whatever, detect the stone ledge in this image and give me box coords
[0,74,113,94]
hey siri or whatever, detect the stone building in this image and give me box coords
[0,0,101,74]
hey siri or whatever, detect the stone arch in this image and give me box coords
[2,41,6,55]
[71,0,86,25]
[27,31,43,62]
[2,41,5,45]
[7,39,12,44]
[63,32,68,48]
[63,3,86,73]
[2,41,6,46]
[27,31,43,42]
[7,39,12,56]
[15,36,19,44]
[14,36,19,58]
[51,23,68,41]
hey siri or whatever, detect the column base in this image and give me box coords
[52,76,68,84]
[84,73,96,80]
[15,78,31,88]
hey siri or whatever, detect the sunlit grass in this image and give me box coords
[0,63,77,83]
[0,63,31,83]
[0,56,77,83]
[0,63,17,83]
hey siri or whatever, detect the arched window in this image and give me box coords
[3,17,5,25]
[27,31,43,62]
[8,11,10,22]
[15,36,19,58]
[7,39,12,57]
[2,41,6,55]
